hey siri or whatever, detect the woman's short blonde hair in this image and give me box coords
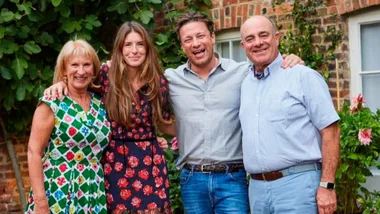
[53,39,100,88]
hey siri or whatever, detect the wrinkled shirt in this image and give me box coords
[165,55,249,169]
[239,53,340,174]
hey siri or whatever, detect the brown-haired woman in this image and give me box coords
[44,22,175,213]
[100,21,174,213]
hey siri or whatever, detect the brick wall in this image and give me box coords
[0,136,30,213]
[2,0,380,212]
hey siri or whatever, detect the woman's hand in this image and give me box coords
[34,195,50,214]
[157,137,168,151]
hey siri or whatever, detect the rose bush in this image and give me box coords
[336,94,380,214]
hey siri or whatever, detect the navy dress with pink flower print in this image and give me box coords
[99,64,172,214]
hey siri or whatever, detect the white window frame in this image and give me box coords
[348,9,380,182]
[348,9,380,98]
[215,30,249,62]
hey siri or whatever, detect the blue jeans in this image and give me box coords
[180,168,249,214]
[249,170,321,214]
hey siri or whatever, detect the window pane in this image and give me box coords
[362,74,380,111]
[361,22,380,71]
[216,42,230,59]
[232,41,246,62]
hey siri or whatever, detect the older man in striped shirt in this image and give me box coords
[239,16,340,214]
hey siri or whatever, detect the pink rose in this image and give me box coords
[171,137,178,150]
[350,94,365,113]
[358,129,372,145]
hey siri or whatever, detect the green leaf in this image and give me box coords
[149,0,162,3]
[61,19,82,33]
[0,66,12,79]
[203,0,212,6]
[134,10,153,24]
[51,0,62,7]
[17,1,33,14]
[0,39,19,54]
[347,153,358,160]
[156,33,168,45]
[0,0,3,7]
[1,9,15,22]
[16,82,26,101]
[11,56,28,79]
[24,41,42,54]
[0,27,4,39]
[107,1,128,14]
[4,94,14,111]
[59,3,70,17]
[340,162,349,172]
[38,32,54,46]
[85,14,101,30]
[6,25,18,36]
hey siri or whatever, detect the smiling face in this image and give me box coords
[179,21,215,70]
[122,31,147,71]
[64,54,94,92]
[240,16,280,70]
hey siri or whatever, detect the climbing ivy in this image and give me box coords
[273,0,343,79]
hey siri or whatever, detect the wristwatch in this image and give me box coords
[319,182,335,190]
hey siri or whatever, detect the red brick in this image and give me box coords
[225,18,231,28]
[360,0,368,7]
[326,0,337,6]
[211,0,220,7]
[242,4,248,23]
[274,3,293,14]
[329,6,338,14]
[231,6,237,27]
[237,5,242,16]
[223,0,238,5]
[215,21,220,31]
[352,0,360,9]
[220,8,225,29]
[0,203,7,213]
[255,4,262,15]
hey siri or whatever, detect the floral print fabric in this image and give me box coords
[25,92,111,214]
[100,65,172,214]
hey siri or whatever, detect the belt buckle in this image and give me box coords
[201,164,213,173]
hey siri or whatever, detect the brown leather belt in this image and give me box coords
[250,162,321,181]
[184,163,245,173]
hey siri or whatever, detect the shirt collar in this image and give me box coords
[251,52,283,80]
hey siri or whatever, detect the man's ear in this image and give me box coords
[211,32,216,44]
[274,32,281,45]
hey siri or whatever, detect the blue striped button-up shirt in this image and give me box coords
[239,53,340,174]
[165,55,250,169]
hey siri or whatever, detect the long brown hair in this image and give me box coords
[106,21,168,127]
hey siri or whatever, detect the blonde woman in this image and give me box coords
[26,40,111,213]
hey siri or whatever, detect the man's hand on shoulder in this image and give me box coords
[316,187,337,214]
[281,53,305,68]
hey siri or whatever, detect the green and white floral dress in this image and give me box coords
[25,92,111,214]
